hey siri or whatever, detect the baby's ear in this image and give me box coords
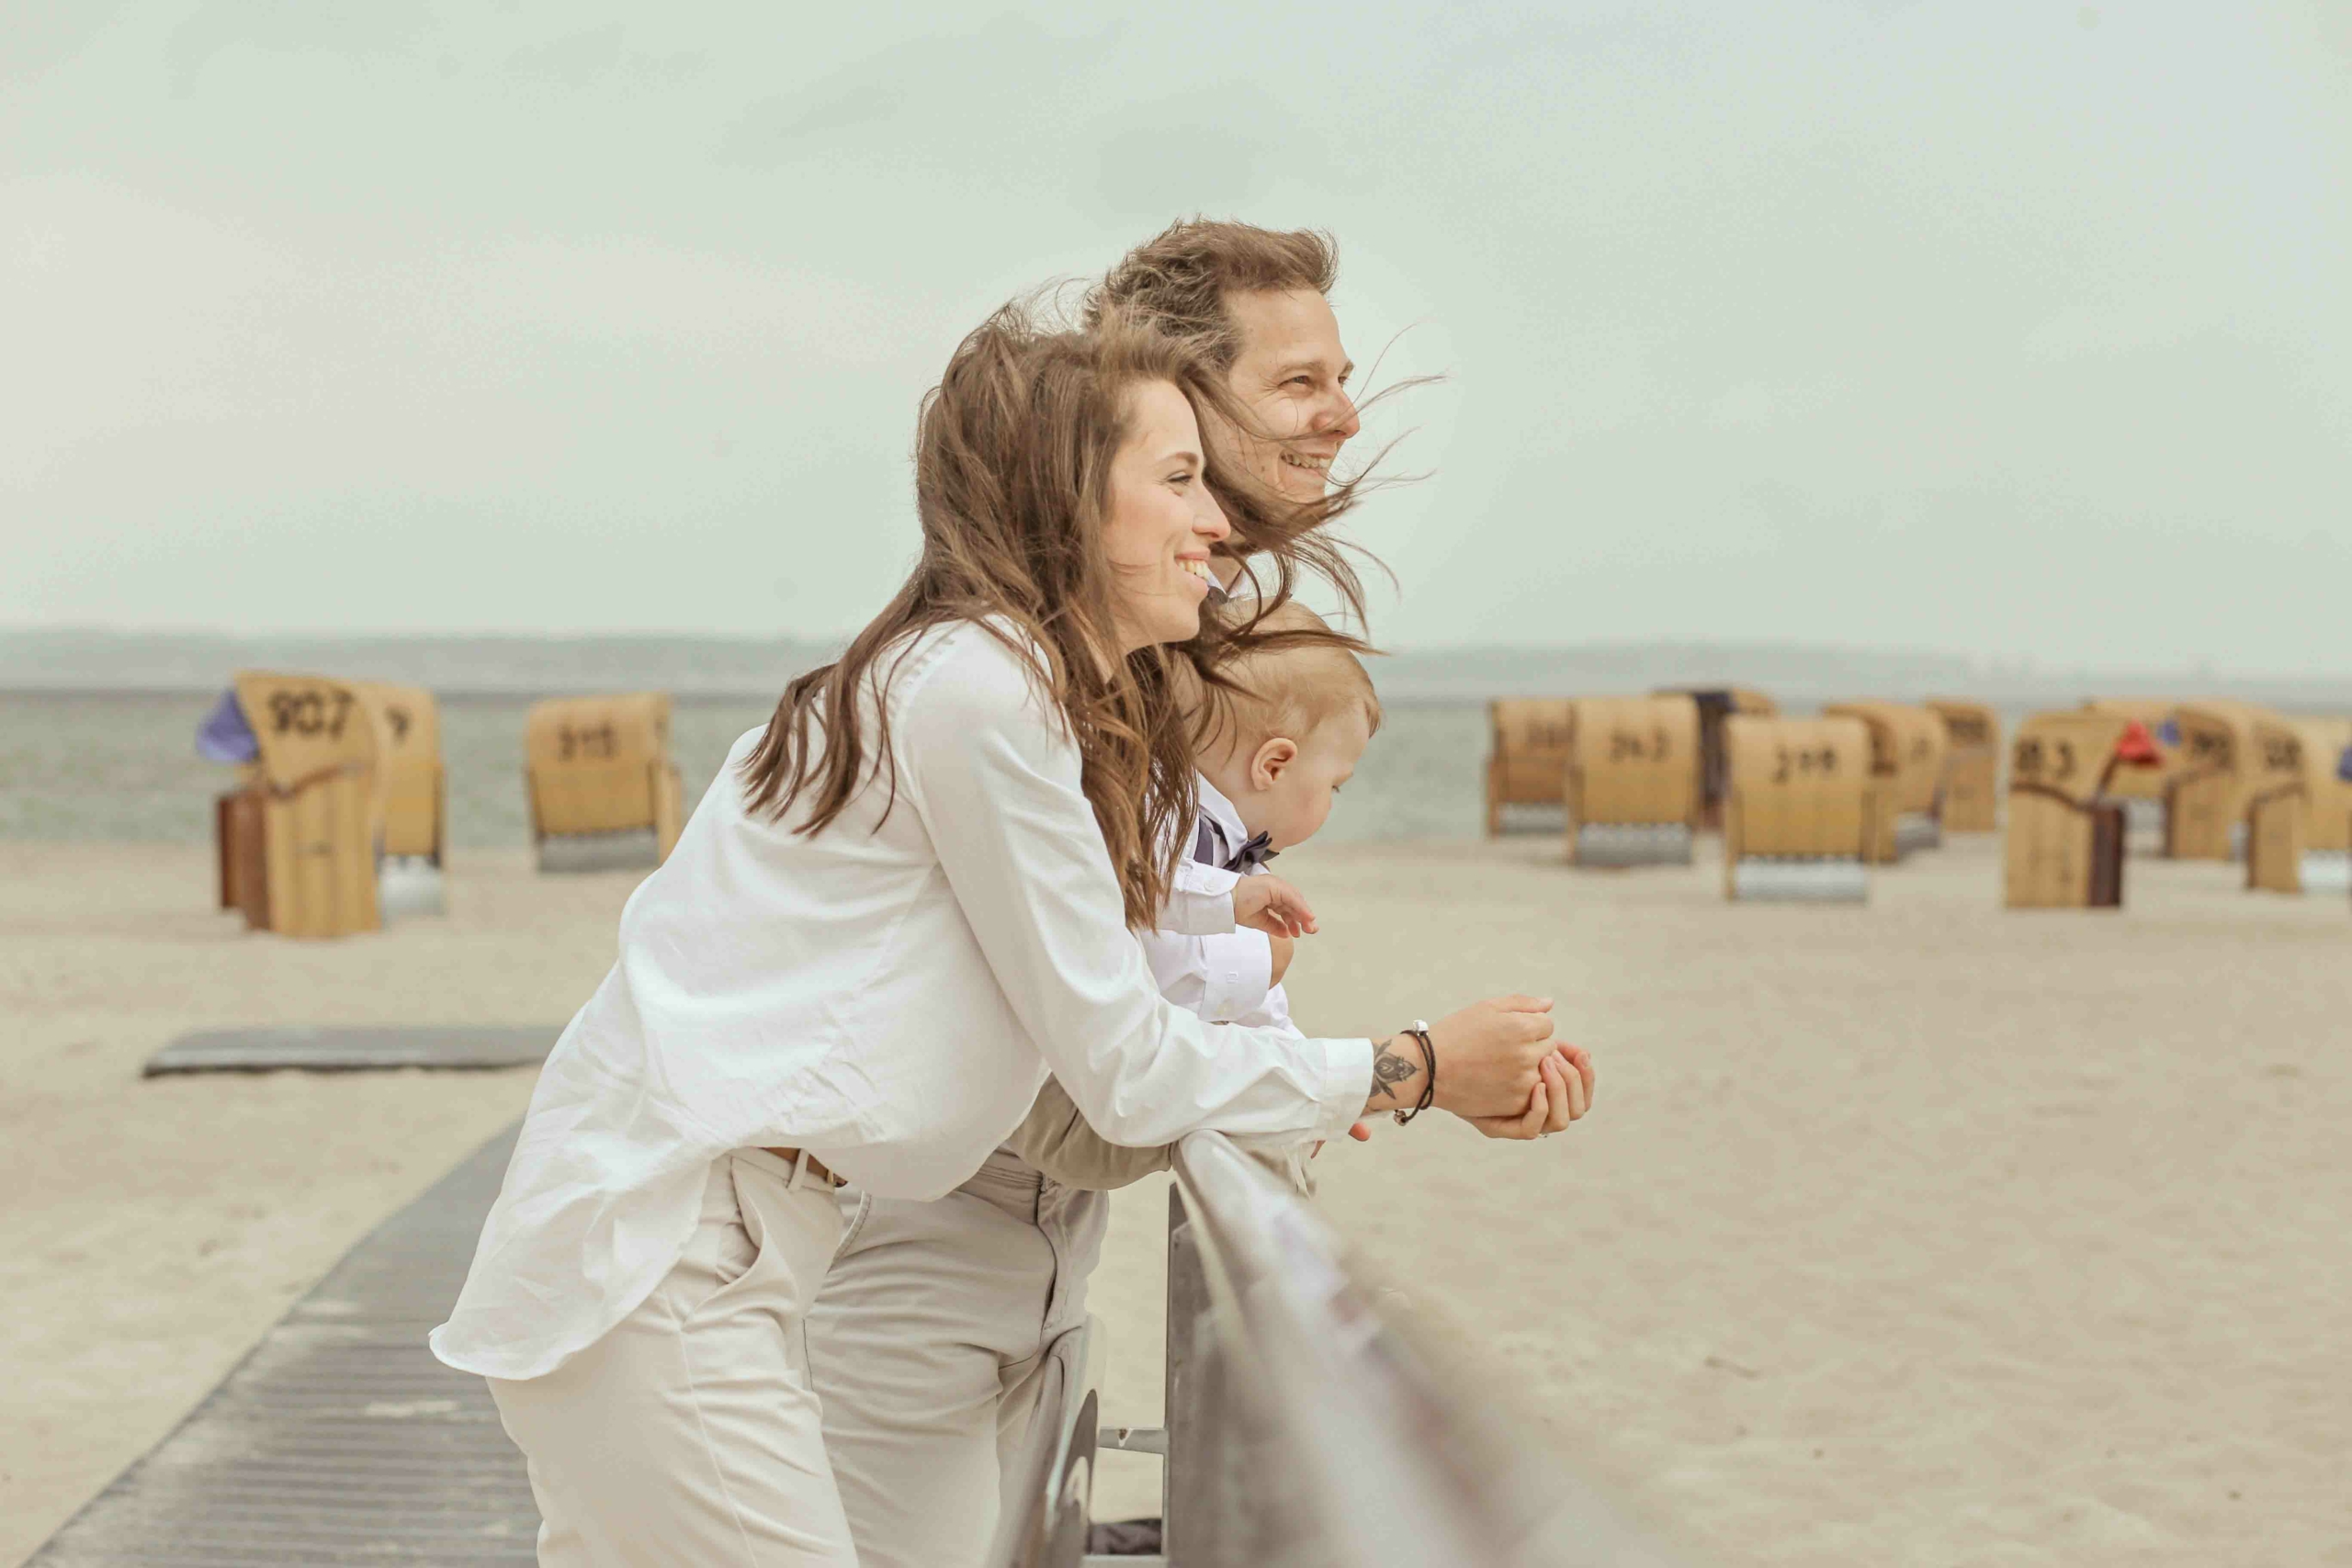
[1253,736,1298,787]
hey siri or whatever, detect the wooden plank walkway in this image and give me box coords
[144,1028,558,1076]
[30,1128,539,1566]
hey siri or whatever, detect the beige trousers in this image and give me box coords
[806,1150,1108,1568]
[488,1148,852,1566]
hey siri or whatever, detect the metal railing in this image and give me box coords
[990,1131,1688,1568]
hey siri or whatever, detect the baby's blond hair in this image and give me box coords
[1191,602,1383,758]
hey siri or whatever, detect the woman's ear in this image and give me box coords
[1251,737,1298,792]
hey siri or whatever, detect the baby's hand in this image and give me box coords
[1233,875,1317,939]
[1267,933,1295,985]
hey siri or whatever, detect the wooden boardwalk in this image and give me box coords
[31,1128,538,1566]
[144,1028,558,1076]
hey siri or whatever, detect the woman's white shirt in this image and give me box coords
[431,620,1374,1382]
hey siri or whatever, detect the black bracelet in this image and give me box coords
[1394,1021,1436,1125]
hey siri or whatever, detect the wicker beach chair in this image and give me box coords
[1926,699,2001,833]
[1483,698,1576,835]
[215,671,384,938]
[1561,694,1701,867]
[2002,710,2152,908]
[524,693,684,873]
[1721,714,1876,902]
[1823,701,1949,862]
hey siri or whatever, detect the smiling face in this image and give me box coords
[1222,288,1362,504]
[1101,378,1232,654]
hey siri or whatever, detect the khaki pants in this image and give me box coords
[806,1150,1108,1568]
[489,1148,851,1566]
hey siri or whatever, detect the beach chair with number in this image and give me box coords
[2165,701,2303,867]
[1822,702,1948,862]
[2003,711,2160,908]
[2236,714,2309,894]
[524,694,685,873]
[1562,695,1702,866]
[215,671,384,938]
[1484,699,1576,836]
[356,682,448,916]
[1926,699,2001,833]
[1722,715,1876,902]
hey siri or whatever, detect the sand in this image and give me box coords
[0,843,632,1564]
[6,834,2349,1565]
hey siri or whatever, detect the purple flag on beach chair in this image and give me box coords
[196,688,260,763]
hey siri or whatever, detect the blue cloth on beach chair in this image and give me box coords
[194,688,259,764]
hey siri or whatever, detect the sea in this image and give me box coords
[7,630,2344,848]
[0,690,1492,848]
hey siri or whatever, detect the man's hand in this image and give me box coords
[1233,875,1316,939]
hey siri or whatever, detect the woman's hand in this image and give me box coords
[1463,1046,1595,1140]
[1233,875,1317,939]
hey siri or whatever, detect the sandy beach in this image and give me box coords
[6,832,2348,1565]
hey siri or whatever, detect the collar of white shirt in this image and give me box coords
[1193,773,1258,871]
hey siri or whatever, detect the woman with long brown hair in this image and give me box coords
[432,303,1572,1563]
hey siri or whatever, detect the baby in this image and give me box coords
[1009,603,1379,1193]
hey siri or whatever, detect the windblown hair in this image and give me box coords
[738,299,1371,929]
[1086,220,1441,638]
[1086,219,1339,371]
[1192,602,1384,762]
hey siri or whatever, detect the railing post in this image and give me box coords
[1161,1181,1209,1563]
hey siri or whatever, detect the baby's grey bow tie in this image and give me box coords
[1224,830,1277,873]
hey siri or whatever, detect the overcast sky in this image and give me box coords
[5,2,2347,671]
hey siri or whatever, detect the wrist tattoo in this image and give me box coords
[1370,1038,1419,1102]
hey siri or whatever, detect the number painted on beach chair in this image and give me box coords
[557,722,621,762]
[1769,743,1841,784]
[2012,735,2079,786]
[265,686,356,740]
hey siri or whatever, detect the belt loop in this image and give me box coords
[790,1147,815,1192]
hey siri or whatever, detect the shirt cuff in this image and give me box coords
[1314,1036,1376,1145]
[1160,874,1238,936]
[1198,931,1273,1021]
